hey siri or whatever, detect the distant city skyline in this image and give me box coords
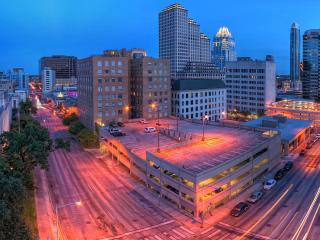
[0,0,319,74]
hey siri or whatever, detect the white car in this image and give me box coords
[264,179,277,190]
[144,127,156,133]
[109,128,120,134]
[140,119,149,124]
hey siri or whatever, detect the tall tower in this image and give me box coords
[159,3,211,78]
[302,29,320,99]
[212,27,237,69]
[290,23,301,91]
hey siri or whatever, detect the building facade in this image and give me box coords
[159,3,211,78]
[290,23,301,91]
[0,91,12,134]
[212,27,237,69]
[8,67,29,93]
[225,56,276,115]
[41,67,55,94]
[302,29,320,99]
[172,79,226,121]
[40,55,77,89]
[176,62,225,80]
[130,56,171,119]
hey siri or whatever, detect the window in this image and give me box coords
[97,61,102,67]
[118,61,122,66]
[118,77,122,82]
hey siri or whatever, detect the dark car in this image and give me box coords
[299,150,306,156]
[110,131,126,137]
[117,122,125,127]
[274,169,285,180]
[231,202,250,217]
[283,161,293,172]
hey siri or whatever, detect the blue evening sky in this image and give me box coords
[0,0,319,74]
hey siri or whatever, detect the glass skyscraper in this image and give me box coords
[302,29,320,99]
[290,23,301,91]
[212,27,237,69]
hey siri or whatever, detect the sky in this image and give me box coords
[0,0,319,74]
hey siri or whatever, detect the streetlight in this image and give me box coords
[55,201,82,240]
[151,103,160,152]
[202,115,208,141]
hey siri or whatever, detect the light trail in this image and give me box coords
[237,184,293,240]
[291,187,320,240]
[302,202,320,240]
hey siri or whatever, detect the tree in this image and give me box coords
[55,138,71,152]
[77,128,99,148]
[19,99,37,115]
[68,120,85,135]
[62,113,79,126]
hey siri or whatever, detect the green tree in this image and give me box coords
[77,128,99,148]
[62,113,79,126]
[19,99,37,115]
[69,120,85,135]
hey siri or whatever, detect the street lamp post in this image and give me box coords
[202,115,208,141]
[55,201,82,240]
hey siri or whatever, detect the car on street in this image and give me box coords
[264,179,277,190]
[140,119,149,124]
[109,128,120,134]
[283,161,293,172]
[274,169,285,180]
[247,191,263,203]
[144,127,156,133]
[110,131,126,137]
[117,122,125,127]
[231,202,250,217]
[300,150,306,156]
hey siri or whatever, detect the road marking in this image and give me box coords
[154,235,163,240]
[201,226,216,235]
[278,211,299,240]
[291,187,320,240]
[101,220,175,239]
[208,229,221,238]
[302,202,320,240]
[172,228,186,238]
[236,183,293,240]
[179,225,194,235]
[270,209,292,238]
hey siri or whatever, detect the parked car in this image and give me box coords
[300,150,306,156]
[110,131,126,137]
[144,127,156,133]
[283,161,294,172]
[247,191,263,203]
[274,169,285,180]
[140,119,149,124]
[109,128,120,134]
[231,202,250,217]
[264,179,277,190]
[117,122,125,127]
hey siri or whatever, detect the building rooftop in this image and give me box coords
[243,115,312,142]
[268,100,320,113]
[172,79,225,91]
[104,119,274,175]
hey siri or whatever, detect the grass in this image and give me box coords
[22,188,39,239]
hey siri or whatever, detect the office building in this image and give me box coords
[302,29,320,99]
[159,3,211,78]
[0,71,13,92]
[172,79,226,121]
[290,23,301,91]
[225,56,276,115]
[212,27,237,69]
[130,56,171,119]
[102,118,281,219]
[8,67,29,93]
[176,62,225,80]
[0,91,12,134]
[40,55,77,89]
[41,67,55,94]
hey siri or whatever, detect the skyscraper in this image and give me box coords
[41,67,55,94]
[302,29,320,99]
[290,23,301,91]
[212,27,237,68]
[159,3,211,78]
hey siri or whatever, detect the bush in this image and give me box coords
[77,128,99,149]
[68,120,85,135]
[62,113,79,126]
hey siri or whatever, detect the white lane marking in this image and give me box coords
[172,228,186,238]
[179,226,194,235]
[201,226,215,235]
[270,210,292,238]
[101,220,175,240]
[208,229,221,238]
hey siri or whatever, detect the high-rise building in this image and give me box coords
[176,62,225,80]
[0,71,13,92]
[130,56,171,119]
[41,67,55,94]
[225,56,276,115]
[159,3,211,78]
[77,49,171,130]
[302,29,320,99]
[40,55,77,89]
[8,67,29,92]
[290,23,301,91]
[212,27,237,69]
